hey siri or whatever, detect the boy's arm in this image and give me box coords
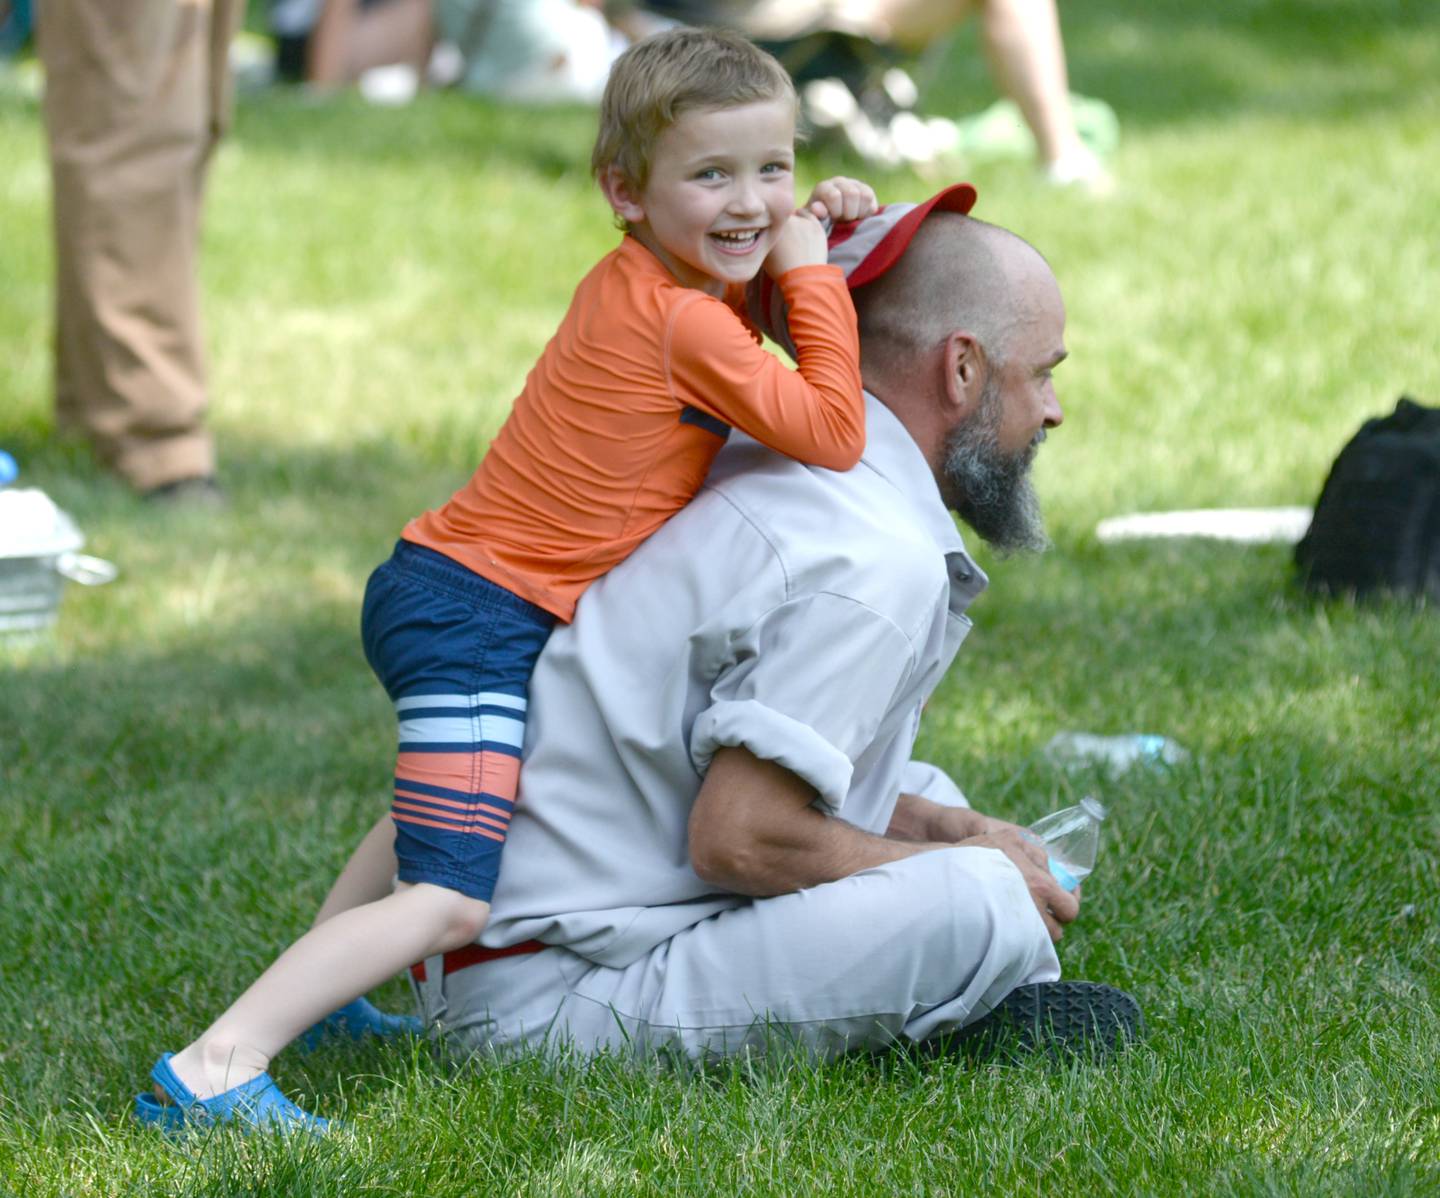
[667,270,865,471]
[682,178,879,470]
[721,172,878,335]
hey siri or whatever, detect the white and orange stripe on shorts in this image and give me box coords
[390,691,527,844]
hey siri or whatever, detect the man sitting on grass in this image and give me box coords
[408,193,1143,1062]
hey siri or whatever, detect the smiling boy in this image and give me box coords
[603,90,805,290]
[139,28,878,1132]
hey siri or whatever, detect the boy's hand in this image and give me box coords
[806,176,879,223]
[763,209,829,279]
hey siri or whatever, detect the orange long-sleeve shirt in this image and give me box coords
[404,235,864,621]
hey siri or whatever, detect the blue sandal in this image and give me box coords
[299,996,423,1052]
[133,1052,331,1134]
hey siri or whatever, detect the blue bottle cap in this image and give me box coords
[0,450,17,486]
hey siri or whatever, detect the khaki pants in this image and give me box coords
[37,0,241,490]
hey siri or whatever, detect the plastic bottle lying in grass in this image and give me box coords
[1043,731,1188,772]
[1029,796,1107,892]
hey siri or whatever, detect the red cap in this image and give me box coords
[746,183,978,359]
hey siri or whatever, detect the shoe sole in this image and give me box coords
[948,981,1144,1063]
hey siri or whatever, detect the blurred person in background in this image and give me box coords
[274,0,432,95]
[274,0,624,106]
[434,0,626,104]
[610,0,1114,189]
[0,0,33,59]
[36,0,241,503]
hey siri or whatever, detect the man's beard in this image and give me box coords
[940,379,1050,555]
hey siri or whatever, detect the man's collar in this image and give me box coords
[860,392,989,607]
[859,392,964,556]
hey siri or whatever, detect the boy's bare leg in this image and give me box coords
[164,882,488,1099]
[312,813,399,925]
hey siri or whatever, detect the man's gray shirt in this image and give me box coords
[485,393,989,968]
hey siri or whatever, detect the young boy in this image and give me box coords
[137,27,877,1132]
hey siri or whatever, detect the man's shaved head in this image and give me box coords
[851,214,1050,379]
[851,212,1066,553]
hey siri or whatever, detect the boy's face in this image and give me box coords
[610,99,797,296]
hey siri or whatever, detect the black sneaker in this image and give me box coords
[943,981,1144,1064]
[143,476,227,508]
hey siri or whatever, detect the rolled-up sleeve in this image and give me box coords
[688,592,917,816]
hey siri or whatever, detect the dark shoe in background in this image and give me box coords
[143,476,228,509]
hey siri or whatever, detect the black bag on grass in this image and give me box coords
[1295,396,1440,603]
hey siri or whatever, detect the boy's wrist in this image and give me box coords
[772,262,844,284]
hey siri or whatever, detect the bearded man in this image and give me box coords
[397,190,1142,1062]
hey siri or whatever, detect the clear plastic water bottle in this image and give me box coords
[0,450,17,488]
[1043,732,1187,772]
[1029,796,1107,892]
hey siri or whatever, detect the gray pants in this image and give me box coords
[414,845,1060,1063]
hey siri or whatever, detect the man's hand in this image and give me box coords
[805,176,879,223]
[762,209,829,279]
[960,822,1079,942]
[891,794,1080,942]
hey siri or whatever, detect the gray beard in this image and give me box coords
[940,380,1050,555]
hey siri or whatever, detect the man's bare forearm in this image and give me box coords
[697,801,938,897]
[886,791,987,844]
[687,748,1079,941]
[688,748,951,897]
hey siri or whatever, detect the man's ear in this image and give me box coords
[942,330,987,419]
[598,166,646,226]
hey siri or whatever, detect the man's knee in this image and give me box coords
[908,845,1049,962]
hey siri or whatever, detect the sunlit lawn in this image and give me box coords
[2,2,1438,1194]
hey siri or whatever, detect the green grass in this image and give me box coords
[2,2,1439,1193]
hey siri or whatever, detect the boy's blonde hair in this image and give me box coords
[591,27,797,194]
